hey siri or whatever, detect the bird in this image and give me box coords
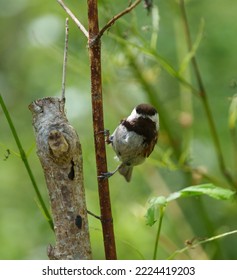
[100,103,159,182]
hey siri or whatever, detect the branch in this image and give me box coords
[95,0,142,43]
[61,18,69,100]
[87,0,117,260]
[179,0,237,189]
[57,0,89,38]
[29,97,92,260]
[168,229,237,260]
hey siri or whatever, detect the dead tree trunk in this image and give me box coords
[29,97,92,260]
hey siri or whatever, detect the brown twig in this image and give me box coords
[61,18,69,100]
[57,0,89,38]
[93,0,142,44]
[87,0,117,260]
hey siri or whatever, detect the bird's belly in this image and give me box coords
[112,129,146,166]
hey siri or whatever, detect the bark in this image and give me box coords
[29,97,92,260]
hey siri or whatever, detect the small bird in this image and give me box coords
[100,104,159,182]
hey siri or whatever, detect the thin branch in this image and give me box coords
[167,229,237,260]
[57,0,89,38]
[87,210,101,220]
[179,0,237,189]
[87,0,117,260]
[95,0,142,42]
[61,18,69,100]
[0,94,54,231]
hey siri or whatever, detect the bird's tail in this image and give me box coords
[118,164,133,182]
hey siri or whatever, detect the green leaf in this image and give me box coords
[146,184,235,227]
[149,196,167,207]
[150,5,160,50]
[145,196,167,226]
[178,18,205,75]
[229,94,237,129]
[145,205,157,226]
[167,184,236,202]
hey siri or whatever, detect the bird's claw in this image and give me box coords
[98,171,114,180]
[96,129,112,144]
[104,129,113,144]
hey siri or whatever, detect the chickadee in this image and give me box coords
[100,104,159,182]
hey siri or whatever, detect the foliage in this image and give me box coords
[145,183,236,259]
[0,0,237,259]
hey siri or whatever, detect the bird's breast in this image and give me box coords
[111,125,146,166]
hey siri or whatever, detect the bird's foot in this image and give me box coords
[98,165,121,180]
[96,129,112,144]
[98,171,115,180]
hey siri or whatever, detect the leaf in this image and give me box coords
[146,184,235,227]
[228,94,237,129]
[149,196,167,207]
[150,5,160,49]
[145,196,167,226]
[145,205,157,226]
[178,18,205,75]
[166,184,236,202]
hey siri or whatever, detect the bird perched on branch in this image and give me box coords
[100,104,159,182]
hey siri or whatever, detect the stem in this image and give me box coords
[57,0,89,38]
[61,18,69,100]
[87,0,117,260]
[230,128,237,174]
[179,0,236,189]
[96,0,142,42]
[0,94,54,231]
[153,206,165,260]
[167,229,237,260]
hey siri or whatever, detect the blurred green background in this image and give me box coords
[0,0,237,259]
